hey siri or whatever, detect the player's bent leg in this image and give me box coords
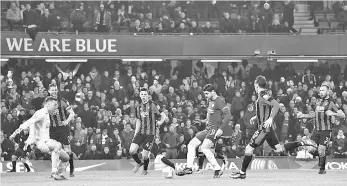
[20,157,31,172]
[318,145,327,174]
[230,145,255,179]
[9,155,18,172]
[141,150,150,175]
[63,144,75,177]
[187,137,202,168]
[43,139,69,180]
[130,143,143,173]
[200,139,223,178]
[176,137,202,176]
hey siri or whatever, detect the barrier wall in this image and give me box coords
[1,157,346,173]
[1,33,347,57]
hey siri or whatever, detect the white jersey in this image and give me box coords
[20,107,51,145]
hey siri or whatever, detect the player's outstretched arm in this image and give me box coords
[157,112,167,125]
[328,102,346,119]
[10,111,44,140]
[297,110,315,119]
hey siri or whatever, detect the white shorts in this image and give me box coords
[35,139,61,154]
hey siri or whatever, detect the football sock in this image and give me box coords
[11,161,16,171]
[23,163,30,172]
[198,155,205,169]
[69,154,74,173]
[241,155,253,173]
[202,149,221,171]
[186,144,196,168]
[143,158,150,170]
[51,152,59,173]
[132,153,142,165]
[57,160,69,175]
[284,141,302,151]
[161,157,175,169]
[319,155,326,170]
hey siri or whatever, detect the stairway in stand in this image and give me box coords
[293,1,318,35]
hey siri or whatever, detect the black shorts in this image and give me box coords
[249,129,280,149]
[312,130,331,146]
[50,126,70,145]
[14,146,31,158]
[132,133,154,151]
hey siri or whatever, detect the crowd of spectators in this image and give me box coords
[1,59,347,161]
[4,0,346,34]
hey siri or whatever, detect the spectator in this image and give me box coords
[234,14,247,33]
[70,4,87,32]
[258,3,273,33]
[176,22,190,33]
[143,21,153,33]
[1,131,15,161]
[6,2,22,31]
[220,12,234,33]
[84,144,100,160]
[162,125,180,159]
[48,3,61,32]
[71,140,85,160]
[230,90,244,117]
[338,5,347,31]
[227,144,242,158]
[177,144,188,159]
[282,21,298,34]
[73,117,86,143]
[248,2,260,32]
[190,21,204,34]
[117,4,131,27]
[202,21,214,33]
[283,0,295,28]
[79,103,97,129]
[94,4,112,32]
[121,124,134,158]
[99,146,113,159]
[35,3,45,17]
[333,129,347,158]
[271,19,283,33]
[130,19,142,33]
[39,9,53,32]
[23,3,38,40]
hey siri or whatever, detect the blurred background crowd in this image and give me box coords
[2,0,347,35]
[1,58,347,161]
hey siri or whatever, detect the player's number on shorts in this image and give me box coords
[209,129,216,136]
[251,131,260,139]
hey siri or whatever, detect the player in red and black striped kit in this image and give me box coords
[230,76,317,179]
[130,87,166,175]
[48,84,76,178]
[299,84,345,174]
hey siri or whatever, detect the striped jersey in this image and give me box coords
[314,97,339,131]
[49,97,71,128]
[135,100,161,136]
[256,90,276,130]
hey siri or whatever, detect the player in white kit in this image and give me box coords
[9,97,70,180]
[155,149,176,178]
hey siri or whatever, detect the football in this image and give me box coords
[162,167,175,179]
